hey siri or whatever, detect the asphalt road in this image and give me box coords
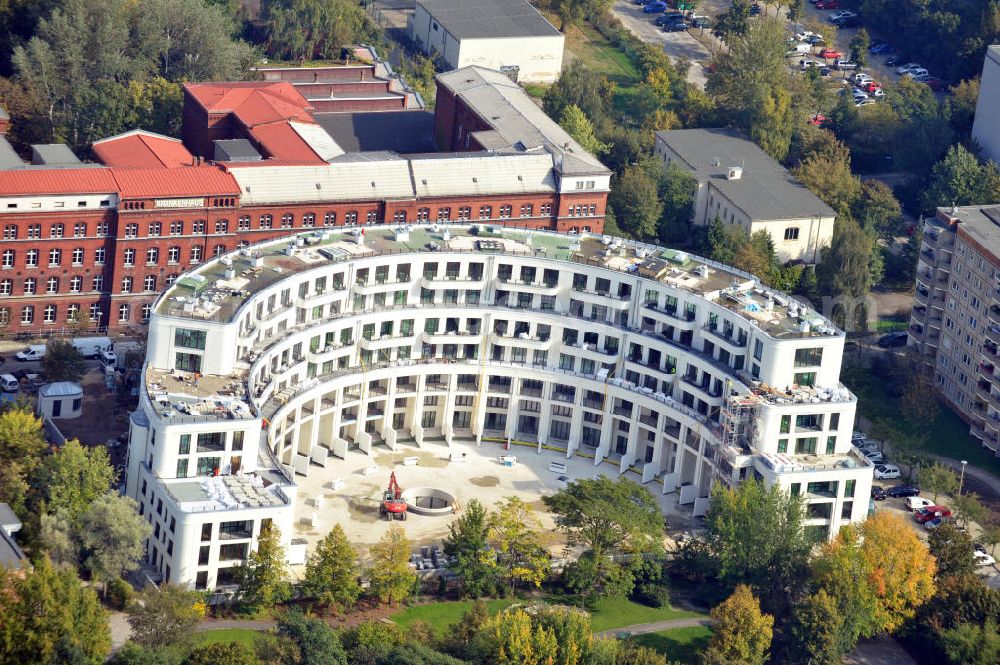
[610,0,711,89]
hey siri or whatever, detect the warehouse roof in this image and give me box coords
[417,0,560,39]
[438,67,609,176]
[314,111,436,153]
[655,128,836,220]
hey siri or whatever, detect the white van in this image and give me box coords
[0,374,19,392]
[15,345,46,361]
[70,336,112,358]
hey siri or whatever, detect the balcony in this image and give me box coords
[420,275,485,290]
[703,324,748,348]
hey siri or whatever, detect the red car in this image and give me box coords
[861,81,882,93]
[808,113,828,126]
[815,0,839,8]
[914,505,953,524]
[920,77,949,91]
[819,48,843,59]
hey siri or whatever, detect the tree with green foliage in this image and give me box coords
[185,642,260,665]
[126,584,206,648]
[952,492,988,530]
[0,402,48,462]
[341,619,404,664]
[786,0,804,22]
[39,511,78,566]
[443,499,497,598]
[609,164,663,241]
[704,479,810,611]
[789,589,846,665]
[488,496,550,593]
[301,523,360,613]
[922,144,1000,214]
[945,78,980,136]
[275,611,348,665]
[543,61,612,129]
[713,0,752,44]
[749,85,795,162]
[108,642,186,665]
[854,180,902,239]
[39,438,116,523]
[849,29,870,70]
[939,621,1000,665]
[260,0,377,62]
[559,104,607,156]
[702,585,773,665]
[440,599,490,660]
[42,339,86,382]
[817,217,875,303]
[792,140,861,216]
[0,555,111,664]
[919,463,960,503]
[368,524,417,605]
[236,522,290,614]
[928,522,977,580]
[79,493,152,594]
[659,162,698,242]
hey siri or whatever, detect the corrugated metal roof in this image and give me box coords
[229,161,414,205]
[410,152,555,197]
[417,0,561,39]
[92,130,194,169]
[111,166,241,199]
[290,121,344,161]
[437,67,609,176]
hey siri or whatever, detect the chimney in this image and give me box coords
[727,166,743,180]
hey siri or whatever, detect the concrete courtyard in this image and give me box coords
[286,440,686,572]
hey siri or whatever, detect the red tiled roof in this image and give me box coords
[92,130,194,169]
[185,82,316,127]
[110,166,240,199]
[249,123,325,164]
[0,169,119,196]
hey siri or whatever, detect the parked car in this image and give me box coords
[886,484,921,498]
[808,113,828,126]
[886,54,909,67]
[974,551,997,567]
[800,59,822,71]
[905,496,935,511]
[871,87,885,98]
[874,464,901,479]
[923,516,951,530]
[871,486,887,501]
[863,448,885,463]
[655,12,684,25]
[852,72,873,84]
[878,331,908,347]
[829,9,856,21]
[835,16,861,27]
[15,345,46,361]
[834,59,858,70]
[690,16,711,28]
[919,76,949,91]
[915,505,953,524]
[643,1,668,13]
[805,34,827,45]
[815,0,839,8]
[819,48,843,59]
[903,67,929,79]
[663,21,690,31]
[851,431,866,441]
[860,81,882,94]
[896,62,924,75]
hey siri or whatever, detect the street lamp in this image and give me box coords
[959,460,968,495]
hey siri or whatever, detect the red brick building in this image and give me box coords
[0,66,609,336]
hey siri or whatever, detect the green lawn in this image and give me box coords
[196,628,262,647]
[629,625,713,664]
[587,598,705,633]
[845,366,1000,476]
[391,599,517,636]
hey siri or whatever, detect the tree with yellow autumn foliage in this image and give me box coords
[702,584,774,665]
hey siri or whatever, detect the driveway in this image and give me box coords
[610,0,711,88]
[844,635,918,665]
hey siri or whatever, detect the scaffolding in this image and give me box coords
[715,390,760,485]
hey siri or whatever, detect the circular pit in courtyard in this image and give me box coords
[401,487,458,516]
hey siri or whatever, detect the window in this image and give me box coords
[280,214,293,228]
[67,304,80,322]
[795,437,818,455]
[393,210,406,223]
[50,223,63,238]
[43,305,56,323]
[0,280,10,295]
[95,248,105,264]
[48,248,60,266]
[121,277,132,293]
[118,304,130,322]
[92,275,103,291]
[215,219,228,233]
[146,247,158,264]
[21,306,33,324]
[366,210,377,224]
[69,276,82,292]
[96,222,108,236]
[124,223,138,238]
[27,224,40,239]
[123,248,135,266]
[26,249,38,267]
[192,220,205,233]
[794,372,816,387]
[170,221,184,235]
[175,352,202,372]
[89,303,101,321]
[302,213,315,227]
[72,247,83,265]
[458,206,471,220]
[179,434,191,455]
[168,246,180,263]
[148,222,161,236]
[237,216,250,230]
[196,432,225,453]
[520,203,533,217]
[190,246,202,263]
[259,215,272,229]
[777,438,788,453]
[323,212,336,226]
[1,250,12,268]
[46,277,58,293]
[416,208,429,221]
[437,207,451,221]
[175,328,207,350]
[478,205,492,219]
[344,211,357,225]
[144,275,156,291]
[73,222,86,237]
[213,244,226,257]
[826,436,836,454]
[540,203,552,216]
[3,225,16,239]
[794,347,823,367]
[141,304,151,322]
[23,278,35,295]
[499,205,512,219]
[780,414,790,434]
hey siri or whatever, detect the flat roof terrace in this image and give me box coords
[154,224,841,339]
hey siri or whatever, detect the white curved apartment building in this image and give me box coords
[125,224,873,591]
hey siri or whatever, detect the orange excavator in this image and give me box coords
[380,471,408,520]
